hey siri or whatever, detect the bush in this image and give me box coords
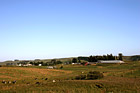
[89,71,100,74]
[87,71,103,80]
[80,75,87,80]
[75,75,86,80]
[74,71,103,80]
[60,66,63,69]
[75,76,81,80]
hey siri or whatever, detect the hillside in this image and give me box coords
[0,55,140,65]
[0,61,140,92]
[0,57,75,65]
[123,55,140,61]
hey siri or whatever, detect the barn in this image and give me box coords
[98,60,124,63]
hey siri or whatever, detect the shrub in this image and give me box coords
[80,75,87,80]
[60,66,63,69]
[87,71,103,80]
[75,76,81,80]
[74,71,104,80]
[75,75,87,80]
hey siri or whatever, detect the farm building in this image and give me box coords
[18,63,32,66]
[47,66,57,69]
[98,60,124,63]
[72,63,81,65]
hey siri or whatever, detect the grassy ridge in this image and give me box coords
[0,55,140,65]
[0,57,75,65]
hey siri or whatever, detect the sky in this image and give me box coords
[0,0,140,61]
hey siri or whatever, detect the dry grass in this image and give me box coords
[0,67,72,80]
[0,61,140,92]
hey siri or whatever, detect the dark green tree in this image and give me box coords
[72,58,77,63]
[30,62,33,65]
[56,61,62,64]
[78,59,81,63]
[51,59,56,64]
[118,53,123,60]
[88,55,93,62]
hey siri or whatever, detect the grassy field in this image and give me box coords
[0,61,140,93]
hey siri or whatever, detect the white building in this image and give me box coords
[98,60,124,63]
[18,64,22,66]
[18,63,32,66]
[46,66,57,69]
[39,64,42,66]
[47,66,54,69]
[27,64,32,66]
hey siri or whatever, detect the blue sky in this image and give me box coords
[0,0,140,61]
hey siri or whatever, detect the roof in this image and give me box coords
[98,60,124,63]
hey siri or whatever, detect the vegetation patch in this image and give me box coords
[75,71,104,80]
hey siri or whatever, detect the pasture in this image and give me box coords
[0,61,140,93]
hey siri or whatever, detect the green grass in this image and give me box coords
[0,61,140,92]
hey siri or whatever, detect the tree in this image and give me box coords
[30,62,33,65]
[88,55,93,62]
[56,61,62,64]
[51,59,56,64]
[92,56,97,62]
[34,62,39,66]
[118,53,123,60]
[72,58,77,63]
[103,55,107,60]
[78,57,89,61]
[14,59,19,61]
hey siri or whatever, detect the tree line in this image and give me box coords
[78,53,123,62]
[29,59,63,66]
[15,53,123,66]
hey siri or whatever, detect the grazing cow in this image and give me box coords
[8,81,12,84]
[2,80,6,84]
[53,80,56,83]
[12,81,16,84]
[95,83,103,88]
[35,82,40,85]
[45,78,48,80]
